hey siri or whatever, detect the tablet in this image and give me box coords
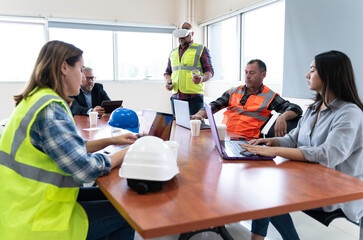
[101,100,123,113]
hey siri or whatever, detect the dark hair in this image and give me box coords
[247,59,267,72]
[14,40,83,106]
[309,50,363,111]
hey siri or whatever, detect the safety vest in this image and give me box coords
[0,88,88,240]
[169,43,205,94]
[222,85,276,138]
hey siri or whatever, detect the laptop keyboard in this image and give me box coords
[226,140,257,157]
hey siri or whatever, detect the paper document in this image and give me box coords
[273,156,290,165]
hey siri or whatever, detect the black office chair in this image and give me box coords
[178,225,234,240]
[302,209,363,240]
[262,115,301,138]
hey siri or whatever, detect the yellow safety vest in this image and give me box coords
[0,88,88,240]
[169,43,205,94]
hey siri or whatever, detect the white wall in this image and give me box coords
[198,0,266,23]
[0,0,177,25]
[103,81,172,113]
[283,0,363,99]
[0,83,24,123]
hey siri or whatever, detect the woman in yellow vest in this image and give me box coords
[0,40,137,240]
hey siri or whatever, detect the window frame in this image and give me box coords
[203,0,284,86]
[0,16,174,82]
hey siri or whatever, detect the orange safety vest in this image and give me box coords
[222,85,276,138]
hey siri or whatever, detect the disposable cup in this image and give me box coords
[191,69,200,77]
[89,112,98,126]
[190,120,201,136]
[216,124,227,140]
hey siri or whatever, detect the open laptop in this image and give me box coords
[204,103,274,160]
[173,99,210,129]
[101,100,123,114]
[138,110,174,141]
[103,110,173,154]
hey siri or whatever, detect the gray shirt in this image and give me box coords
[276,99,363,222]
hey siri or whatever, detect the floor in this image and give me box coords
[134,211,360,240]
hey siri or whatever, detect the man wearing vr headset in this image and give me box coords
[164,22,214,115]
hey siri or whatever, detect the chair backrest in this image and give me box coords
[260,112,280,138]
[0,118,8,127]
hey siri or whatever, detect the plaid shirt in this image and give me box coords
[209,85,303,115]
[165,41,214,100]
[30,102,111,183]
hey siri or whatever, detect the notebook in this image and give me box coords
[138,110,174,141]
[204,103,274,160]
[101,100,123,114]
[173,99,210,130]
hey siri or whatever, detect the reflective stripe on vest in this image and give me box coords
[0,89,87,239]
[222,85,276,138]
[228,87,274,122]
[171,44,204,72]
[0,95,80,188]
[169,43,204,94]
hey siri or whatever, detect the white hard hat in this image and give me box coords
[119,136,179,182]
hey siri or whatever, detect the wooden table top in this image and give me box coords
[75,115,363,239]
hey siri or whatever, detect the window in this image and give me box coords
[49,28,114,80]
[0,17,173,82]
[206,0,285,92]
[116,31,172,80]
[0,17,45,82]
[207,16,240,81]
[49,21,173,81]
[242,0,285,92]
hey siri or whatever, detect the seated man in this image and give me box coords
[192,59,303,138]
[70,67,110,116]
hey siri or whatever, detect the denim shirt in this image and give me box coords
[277,99,363,222]
[30,101,111,183]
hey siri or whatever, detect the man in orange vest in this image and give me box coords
[192,59,303,138]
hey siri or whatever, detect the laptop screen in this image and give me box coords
[139,110,173,141]
[205,102,274,160]
[204,103,224,154]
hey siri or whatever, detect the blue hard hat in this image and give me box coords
[108,108,139,133]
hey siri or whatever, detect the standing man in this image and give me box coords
[192,59,303,138]
[70,67,110,116]
[164,22,214,115]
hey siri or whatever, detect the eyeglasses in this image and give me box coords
[85,76,96,81]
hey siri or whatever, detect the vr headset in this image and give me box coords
[173,28,193,38]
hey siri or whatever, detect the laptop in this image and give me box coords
[173,99,210,129]
[138,110,174,141]
[103,110,173,154]
[204,103,274,160]
[101,100,123,114]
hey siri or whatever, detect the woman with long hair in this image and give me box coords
[0,40,137,240]
[242,50,363,240]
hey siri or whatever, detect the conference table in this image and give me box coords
[75,115,363,239]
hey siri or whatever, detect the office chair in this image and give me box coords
[260,115,301,138]
[0,118,8,127]
[302,209,363,240]
[178,225,234,240]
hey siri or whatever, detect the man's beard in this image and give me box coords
[85,85,93,92]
